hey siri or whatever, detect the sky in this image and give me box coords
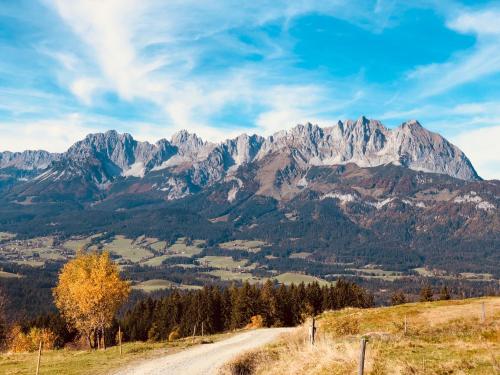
[0,1,499,179]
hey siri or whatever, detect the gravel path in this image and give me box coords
[113,328,292,375]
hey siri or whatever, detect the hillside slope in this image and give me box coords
[224,297,500,374]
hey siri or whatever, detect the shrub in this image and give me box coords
[147,323,161,342]
[227,350,263,375]
[245,315,264,329]
[168,329,180,342]
[9,325,58,352]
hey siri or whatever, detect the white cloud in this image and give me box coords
[452,125,500,180]
[43,0,382,139]
[70,77,102,105]
[447,9,500,35]
[0,114,97,152]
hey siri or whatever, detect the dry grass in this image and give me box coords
[222,297,500,375]
[0,332,235,375]
[220,326,374,375]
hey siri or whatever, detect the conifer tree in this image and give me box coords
[439,286,451,300]
[419,284,434,302]
[391,290,407,305]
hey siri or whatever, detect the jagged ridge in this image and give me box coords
[0,117,481,201]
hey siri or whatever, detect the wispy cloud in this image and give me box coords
[43,0,380,139]
[0,113,97,152]
[1,0,500,178]
[407,7,500,98]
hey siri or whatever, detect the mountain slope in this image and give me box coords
[0,117,496,276]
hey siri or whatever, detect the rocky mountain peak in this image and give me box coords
[171,130,204,148]
[1,118,482,202]
[0,150,60,170]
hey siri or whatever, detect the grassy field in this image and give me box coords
[62,234,101,252]
[219,240,268,253]
[224,297,500,374]
[198,256,247,269]
[139,255,172,267]
[0,232,16,240]
[132,279,201,292]
[149,241,167,252]
[348,268,405,281]
[0,333,235,375]
[12,260,45,267]
[205,270,262,284]
[0,270,21,278]
[272,272,331,286]
[289,252,312,259]
[103,235,153,263]
[167,238,204,257]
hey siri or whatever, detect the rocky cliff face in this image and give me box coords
[0,150,60,170]
[0,117,481,201]
[253,117,478,181]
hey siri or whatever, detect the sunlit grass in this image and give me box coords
[224,297,500,374]
[0,332,235,375]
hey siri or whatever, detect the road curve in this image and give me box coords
[113,328,292,375]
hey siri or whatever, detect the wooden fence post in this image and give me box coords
[358,337,367,375]
[481,302,486,323]
[404,315,408,335]
[201,322,204,337]
[35,340,42,375]
[118,326,122,356]
[309,317,316,346]
[192,323,197,342]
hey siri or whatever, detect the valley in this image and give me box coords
[0,119,498,319]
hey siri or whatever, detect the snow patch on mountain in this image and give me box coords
[123,162,146,178]
[321,192,358,203]
[454,192,495,211]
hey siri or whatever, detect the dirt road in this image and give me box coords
[114,328,292,375]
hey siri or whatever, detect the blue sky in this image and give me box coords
[0,1,499,179]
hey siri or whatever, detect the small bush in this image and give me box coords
[168,329,180,342]
[147,323,161,342]
[9,325,58,352]
[227,350,265,375]
[245,315,264,329]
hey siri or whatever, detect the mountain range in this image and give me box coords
[0,117,481,200]
[0,117,498,276]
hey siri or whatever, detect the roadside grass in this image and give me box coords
[223,297,500,374]
[0,332,235,375]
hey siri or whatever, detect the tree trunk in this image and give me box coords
[102,327,106,350]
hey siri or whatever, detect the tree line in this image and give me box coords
[121,279,372,343]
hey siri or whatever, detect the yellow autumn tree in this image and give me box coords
[53,251,130,349]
